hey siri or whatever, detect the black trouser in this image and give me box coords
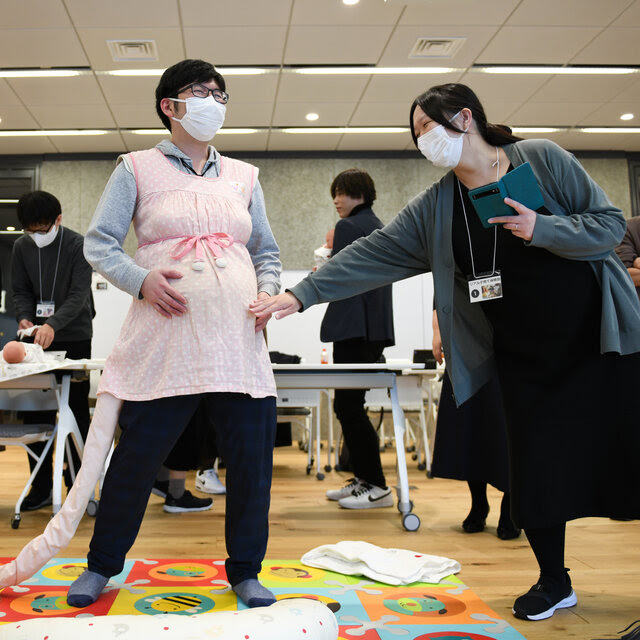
[87,392,276,586]
[23,339,91,494]
[332,338,387,489]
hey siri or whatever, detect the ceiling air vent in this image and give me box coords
[409,37,466,59]
[107,39,159,62]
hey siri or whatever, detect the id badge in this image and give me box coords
[467,271,503,303]
[36,301,55,318]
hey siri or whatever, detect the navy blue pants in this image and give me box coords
[87,393,276,586]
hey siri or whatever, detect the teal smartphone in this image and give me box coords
[468,162,544,229]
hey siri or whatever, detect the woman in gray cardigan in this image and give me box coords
[251,83,640,623]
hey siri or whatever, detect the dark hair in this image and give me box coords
[330,168,376,206]
[16,191,61,229]
[155,59,226,131]
[409,83,522,148]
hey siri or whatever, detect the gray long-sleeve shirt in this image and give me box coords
[84,139,281,298]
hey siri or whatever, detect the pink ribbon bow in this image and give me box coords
[169,232,234,261]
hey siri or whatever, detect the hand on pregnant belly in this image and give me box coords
[140,269,188,318]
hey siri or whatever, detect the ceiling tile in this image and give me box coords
[180,0,292,26]
[77,28,184,70]
[508,101,603,127]
[224,74,279,103]
[96,75,159,106]
[267,131,341,151]
[0,137,58,154]
[214,131,269,153]
[28,104,117,129]
[0,28,87,67]
[612,0,640,26]
[111,104,161,128]
[570,27,640,65]
[361,71,465,102]
[291,0,403,26]
[560,130,640,152]
[121,131,167,152]
[350,102,412,126]
[48,133,126,153]
[225,103,273,128]
[400,0,520,26]
[64,0,179,27]
[8,77,105,107]
[336,131,410,151]
[528,75,633,102]
[379,26,499,68]
[506,0,632,26]
[0,80,21,107]
[577,102,640,126]
[284,26,393,65]
[476,26,601,64]
[272,102,355,127]
[457,73,549,103]
[474,100,528,124]
[277,74,369,103]
[0,106,40,130]
[185,27,287,65]
[1,0,71,28]
[608,77,640,102]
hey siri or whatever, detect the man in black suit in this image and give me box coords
[321,169,395,509]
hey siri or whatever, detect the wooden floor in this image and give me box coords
[0,443,637,640]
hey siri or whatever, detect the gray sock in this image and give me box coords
[233,579,276,608]
[168,477,185,499]
[67,569,109,607]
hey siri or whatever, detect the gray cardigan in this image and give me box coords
[290,139,640,405]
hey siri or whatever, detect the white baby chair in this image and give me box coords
[0,373,83,528]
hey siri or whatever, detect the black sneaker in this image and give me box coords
[163,490,213,513]
[21,488,53,511]
[151,480,169,499]
[513,570,577,621]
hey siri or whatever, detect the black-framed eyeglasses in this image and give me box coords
[176,83,229,104]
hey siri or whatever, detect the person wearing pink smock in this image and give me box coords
[68,59,281,610]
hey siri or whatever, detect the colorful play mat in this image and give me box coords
[0,558,527,640]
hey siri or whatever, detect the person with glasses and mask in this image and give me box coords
[11,190,94,511]
[66,59,281,610]
[251,83,640,623]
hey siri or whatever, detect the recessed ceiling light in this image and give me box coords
[343,0,360,5]
[305,113,320,122]
[620,113,634,121]
[580,127,640,133]
[6,226,15,231]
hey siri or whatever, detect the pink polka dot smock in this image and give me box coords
[97,148,276,401]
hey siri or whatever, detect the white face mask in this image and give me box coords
[417,110,469,169]
[171,95,226,142]
[29,224,59,248]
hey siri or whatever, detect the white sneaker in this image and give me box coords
[326,477,363,501]
[338,483,394,509]
[195,468,226,495]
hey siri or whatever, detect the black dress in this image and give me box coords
[432,369,510,493]
[450,174,640,529]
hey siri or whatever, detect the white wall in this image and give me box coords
[91,270,434,364]
[266,270,434,363]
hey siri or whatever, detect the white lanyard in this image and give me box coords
[457,147,499,279]
[38,226,64,304]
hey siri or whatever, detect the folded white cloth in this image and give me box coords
[301,540,461,586]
